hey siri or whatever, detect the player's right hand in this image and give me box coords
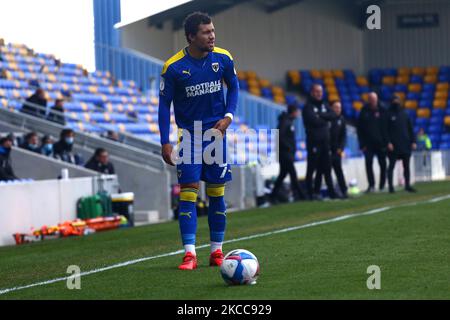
[162,143,175,166]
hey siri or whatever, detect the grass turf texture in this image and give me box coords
[0,181,449,299]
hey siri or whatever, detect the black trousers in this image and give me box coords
[306,141,335,197]
[272,156,304,199]
[364,147,387,189]
[388,153,411,189]
[331,152,347,195]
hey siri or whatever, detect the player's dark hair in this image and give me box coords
[184,12,212,44]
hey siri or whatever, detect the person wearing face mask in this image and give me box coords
[386,95,417,193]
[0,136,18,181]
[85,148,115,175]
[303,84,338,200]
[39,135,55,157]
[20,132,41,154]
[53,129,82,165]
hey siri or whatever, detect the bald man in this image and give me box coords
[357,92,389,193]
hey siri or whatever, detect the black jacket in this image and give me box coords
[47,105,66,126]
[53,140,77,164]
[386,105,415,155]
[85,158,115,175]
[302,98,337,144]
[330,115,347,153]
[357,105,389,150]
[0,150,17,181]
[277,112,296,161]
[21,93,47,118]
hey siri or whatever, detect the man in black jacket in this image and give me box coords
[357,92,388,193]
[0,136,18,181]
[21,88,47,118]
[270,105,304,202]
[386,95,417,193]
[85,148,115,175]
[47,99,66,126]
[303,84,337,199]
[53,129,83,165]
[328,100,348,198]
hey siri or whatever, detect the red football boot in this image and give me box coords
[178,252,198,270]
[209,249,224,267]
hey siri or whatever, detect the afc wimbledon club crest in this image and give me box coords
[160,77,165,91]
[212,62,219,72]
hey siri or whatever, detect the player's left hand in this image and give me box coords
[213,117,232,137]
[412,143,417,150]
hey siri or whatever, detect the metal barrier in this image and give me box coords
[413,150,450,182]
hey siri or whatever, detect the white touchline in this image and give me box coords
[0,194,449,296]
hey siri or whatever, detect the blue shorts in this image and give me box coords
[176,130,232,185]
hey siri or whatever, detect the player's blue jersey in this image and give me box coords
[158,47,239,144]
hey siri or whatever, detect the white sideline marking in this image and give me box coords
[1,194,449,296]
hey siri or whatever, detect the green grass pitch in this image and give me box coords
[0,181,449,300]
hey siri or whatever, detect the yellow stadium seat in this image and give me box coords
[356,76,368,86]
[326,86,338,95]
[436,82,449,91]
[361,93,369,102]
[310,70,322,79]
[396,75,409,85]
[247,79,259,88]
[353,101,364,111]
[322,70,333,78]
[416,108,430,118]
[397,67,410,76]
[404,100,418,110]
[408,83,422,93]
[328,94,340,102]
[382,76,395,86]
[324,77,335,86]
[435,91,448,100]
[259,79,271,88]
[445,116,450,126]
[425,66,439,75]
[274,95,286,104]
[424,74,437,84]
[272,86,284,95]
[394,92,405,102]
[411,67,425,76]
[333,70,344,78]
[237,71,246,80]
[249,87,261,96]
[246,71,258,79]
[433,99,447,109]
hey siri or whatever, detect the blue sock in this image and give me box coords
[207,184,226,245]
[179,188,198,248]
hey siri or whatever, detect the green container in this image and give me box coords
[77,195,104,219]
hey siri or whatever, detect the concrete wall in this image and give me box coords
[121,0,365,84]
[0,177,95,247]
[11,147,98,181]
[364,0,450,70]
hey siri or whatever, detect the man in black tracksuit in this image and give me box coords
[328,100,348,198]
[303,84,337,199]
[357,92,388,193]
[386,95,417,193]
[271,105,305,201]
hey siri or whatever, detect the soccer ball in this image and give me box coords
[220,249,260,285]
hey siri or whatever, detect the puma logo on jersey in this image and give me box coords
[182,70,191,76]
[215,211,227,216]
[179,212,192,218]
